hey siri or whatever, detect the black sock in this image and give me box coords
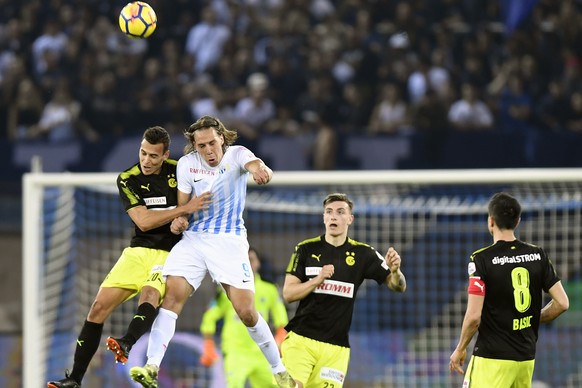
[122,302,157,345]
[70,320,103,383]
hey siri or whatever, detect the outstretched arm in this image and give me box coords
[540,281,569,323]
[384,247,406,292]
[245,159,273,185]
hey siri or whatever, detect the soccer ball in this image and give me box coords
[118,1,157,38]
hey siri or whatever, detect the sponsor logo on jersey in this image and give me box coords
[141,183,150,191]
[306,267,321,276]
[311,253,321,261]
[144,196,167,206]
[189,168,216,176]
[320,367,345,383]
[345,251,355,266]
[492,253,541,265]
[314,279,354,298]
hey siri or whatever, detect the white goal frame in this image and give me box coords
[22,167,582,387]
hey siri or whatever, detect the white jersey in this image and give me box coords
[177,145,258,235]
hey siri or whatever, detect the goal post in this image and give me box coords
[23,168,582,387]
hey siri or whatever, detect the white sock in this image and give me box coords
[246,314,286,374]
[146,308,178,366]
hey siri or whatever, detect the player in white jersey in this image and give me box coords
[130,116,296,388]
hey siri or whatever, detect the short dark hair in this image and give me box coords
[183,115,238,154]
[323,193,354,212]
[488,192,521,230]
[143,126,170,152]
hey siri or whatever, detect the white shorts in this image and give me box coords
[162,231,254,292]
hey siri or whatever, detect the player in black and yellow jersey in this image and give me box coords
[450,192,569,388]
[48,126,211,388]
[281,192,406,387]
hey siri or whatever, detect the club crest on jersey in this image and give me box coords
[468,262,476,275]
[345,251,355,266]
[168,173,177,188]
[219,164,230,174]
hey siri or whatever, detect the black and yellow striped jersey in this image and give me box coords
[285,235,390,347]
[117,159,180,252]
[468,240,560,361]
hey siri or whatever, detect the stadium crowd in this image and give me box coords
[1,0,582,170]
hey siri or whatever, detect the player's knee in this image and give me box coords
[160,289,189,313]
[235,306,257,327]
[139,286,161,306]
[161,293,184,312]
[87,299,111,322]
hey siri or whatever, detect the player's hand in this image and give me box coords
[315,264,334,284]
[170,216,188,235]
[185,191,212,213]
[449,348,466,375]
[385,247,401,273]
[275,327,287,349]
[199,338,219,367]
[252,165,273,185]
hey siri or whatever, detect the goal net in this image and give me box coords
[23,169,582,388]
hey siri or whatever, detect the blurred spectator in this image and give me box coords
[536,79,570,132]
[234,72,276,140]
[294,76,338,127]
[29,81,98,143]
[185,6,231,75]
[6,78,43,140]
[368,83,410,135]
[85,71,123,137]
[520,54,547,104]
[448,82,494,131]
[265,55,305,109]
[562,48,582,96]
[565,92,582,134]
[496,73,534,134]
[336,82,372,134]
[264,106,301,137]
[407,55,449,106]
[190,83,230,121]
[412,89,449,135]
[411,87,450,165]
[304,110,337,171]
[31,19,68,77]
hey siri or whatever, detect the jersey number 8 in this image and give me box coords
[511,267,531,313]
